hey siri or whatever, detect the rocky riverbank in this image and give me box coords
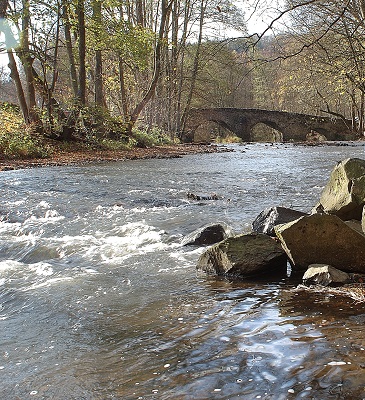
[0,143,229,171]
[190,156,365,301]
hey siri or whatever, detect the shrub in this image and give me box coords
[214,134,241,144]
[99,137,137,150]
[0,105,51,159]
[78,106,129,140]
[132,127,174,147]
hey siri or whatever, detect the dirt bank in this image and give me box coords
[0,143,230,171]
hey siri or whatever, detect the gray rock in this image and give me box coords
[315,158,365,220]
[252,206,307,236]
[182,223,232,246]
[303,264,350,286]
[197,233,287,278]
[275,213,365,272]
[362,206,365,234]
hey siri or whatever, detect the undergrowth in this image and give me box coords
[0,103,52,159]
[131,128,175,148]
[0,103,176,159]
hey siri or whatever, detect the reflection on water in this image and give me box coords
[1,143,365,399]
[113,280,365,400]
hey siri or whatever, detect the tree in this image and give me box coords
[0,0,29,121]
[281,0,365,133]
[1,0,250,140]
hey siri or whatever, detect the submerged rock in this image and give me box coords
[303,264,350,286]
[314,158,365,220]
[182,223,232,246]
[252,206,307,236]
[196,233,287,278]
[187,192,221,201]
[275,213,365,272]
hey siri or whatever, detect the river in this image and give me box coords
[1,142,365,399]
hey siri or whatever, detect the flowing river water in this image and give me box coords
[1,142,365,400]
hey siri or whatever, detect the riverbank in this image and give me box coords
[0,143,228,171]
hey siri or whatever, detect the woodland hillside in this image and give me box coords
[1,0,365,149]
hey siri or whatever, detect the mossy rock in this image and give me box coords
[317,158,365,220]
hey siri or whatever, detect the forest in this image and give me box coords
[1,0,365,156]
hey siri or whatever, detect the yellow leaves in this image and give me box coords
[0,106,50,159]
[0,108,24,135]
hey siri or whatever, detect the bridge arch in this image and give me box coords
[251,122,283,142]
[191,118,243,142]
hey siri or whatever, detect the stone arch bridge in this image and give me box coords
[182,108,354,142]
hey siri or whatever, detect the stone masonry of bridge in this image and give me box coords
[182,108,355,142]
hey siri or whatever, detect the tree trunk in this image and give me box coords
[7,50,29,122]
[77,0,86,105]
[136,0,144,26]
[20,0,39,124]
[170,0,180,135]
[92,0,104,106]
[360,91,364,136]
[180,0,206,136]
[94,51,103,106]
[62,1,79,98]
[175,0,191,135]
[128,0,172,133]
[0,0,29,122]
[118,55,129,118]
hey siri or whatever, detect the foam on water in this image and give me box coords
[45,221,176,264]
[0,260,54,279]
[168,247,205,271]
[21,276,75,292]
[28,262,54,276]
[0,259,24,271]
[0,203,186,284]
[25,209,64,223]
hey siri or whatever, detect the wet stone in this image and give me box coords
[182,223,233,246]
[197,233,287,278]
[303,264,351,287]
[252,206,307,236]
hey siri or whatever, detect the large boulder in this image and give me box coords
[275,213,365,272]
[252,206,307,236]
[182,223,232,246]
[303,264,350,286]
[196,233,287,278]
[315,158,365,220]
